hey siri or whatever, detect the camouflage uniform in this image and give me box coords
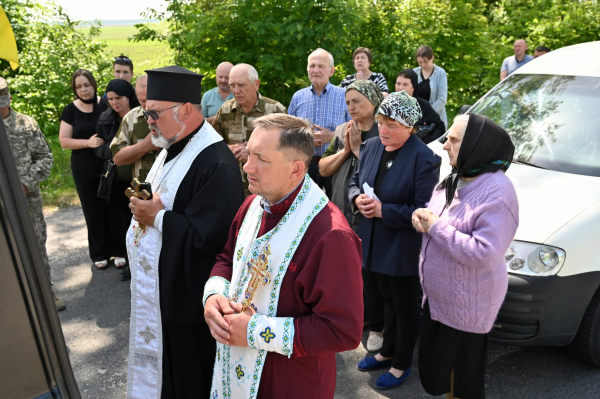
[110,106,159,181]
[3,107,54,282]
[211,92,287,192]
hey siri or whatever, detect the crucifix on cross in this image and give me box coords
[241,245,271,313]
[125,178,153,230]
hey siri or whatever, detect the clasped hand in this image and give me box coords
[355,194,382,218]
[204,294,255,347]
[412,208,440,233]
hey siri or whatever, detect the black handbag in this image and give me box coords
[97,160,116,199]
[415,123,436,140]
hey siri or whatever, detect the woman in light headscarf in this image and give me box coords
[413,114,519,399]
[348,91,441,390]
[320,79,385,353]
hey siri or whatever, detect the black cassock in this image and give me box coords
[157,124,244,398]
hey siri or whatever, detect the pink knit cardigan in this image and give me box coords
[419,171,519,334]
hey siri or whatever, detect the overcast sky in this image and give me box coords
[45,0,167,21]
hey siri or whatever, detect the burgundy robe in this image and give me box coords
[210,184,364,398]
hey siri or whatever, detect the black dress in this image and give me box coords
[60,99,110,262]
[156,124,245,398]
[419,301,488,399]
[94,107,134,262]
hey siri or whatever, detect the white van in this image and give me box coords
[429,41,600,366]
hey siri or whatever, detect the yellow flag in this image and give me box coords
[0,6,19,70]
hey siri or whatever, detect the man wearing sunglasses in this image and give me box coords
[125,65,244,399]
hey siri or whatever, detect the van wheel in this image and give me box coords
[568,289,600,367]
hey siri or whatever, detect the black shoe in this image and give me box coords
[120,264,131,281]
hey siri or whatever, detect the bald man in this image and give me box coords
[202,62,234,123]
[500,39,534,80]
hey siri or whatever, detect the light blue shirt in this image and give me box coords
[501,54,534,76]
[288,82,350,157]
[201,87,234,118]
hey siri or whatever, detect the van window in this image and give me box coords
[468,74,600,177]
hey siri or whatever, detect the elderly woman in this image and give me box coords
[413,114,519,399]
[94,79,140,278]
[340,47,389,95]
[413,45,448,127]
[349,91,441,390]
[59,69,110,268]
[396,69,446,143]
[319,79,385,352]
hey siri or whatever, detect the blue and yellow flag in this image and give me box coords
[0,5,19,70]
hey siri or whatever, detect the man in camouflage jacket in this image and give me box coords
[0,78,63,311]
[211,63,286,194]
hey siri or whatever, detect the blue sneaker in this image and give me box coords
[357,356,393,371]
[375,368,412,390]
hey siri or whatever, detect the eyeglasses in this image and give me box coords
[114,56,132,64]
[143,104,182,121]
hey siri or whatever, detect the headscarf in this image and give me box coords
[347,79,384,109]
[376,90,422,127]
[398,69,418,94]
[438,114,515,207]
[105,79,140,110]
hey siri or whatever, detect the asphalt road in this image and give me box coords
[47,206,600,399]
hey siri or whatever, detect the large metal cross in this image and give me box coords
[125,178,152,230]
[241,246,271,313]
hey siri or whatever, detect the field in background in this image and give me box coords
[86,24,172,79]
[43,24,172,210]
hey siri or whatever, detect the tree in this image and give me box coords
[1,0,113,136]
[133,0,362,105]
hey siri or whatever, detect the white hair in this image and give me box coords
[308,48,335,67]
[451,114,470,137]
[232,63,259,83]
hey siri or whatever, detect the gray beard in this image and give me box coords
[150,124,185,149]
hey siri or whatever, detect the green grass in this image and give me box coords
[43,25,173,209]
[42,137,80,210]
[87,25,173,77]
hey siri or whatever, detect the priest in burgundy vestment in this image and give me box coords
[204,114,364,399]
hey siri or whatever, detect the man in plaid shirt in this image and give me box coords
[288,48,350,197]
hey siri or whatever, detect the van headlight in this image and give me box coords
[504,241,565,276]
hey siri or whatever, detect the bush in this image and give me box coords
[1,0,114,137]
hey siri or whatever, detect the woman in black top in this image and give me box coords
[59,69,110,268]
[395,69,446,144]
[94,79,140,278]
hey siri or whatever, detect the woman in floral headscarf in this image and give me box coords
[348,91,442,390]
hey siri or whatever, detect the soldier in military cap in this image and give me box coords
[0,77,65,311]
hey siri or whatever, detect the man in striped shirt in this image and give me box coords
[288,48,350,197]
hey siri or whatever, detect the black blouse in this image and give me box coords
[60,98,108,176]
[416,70,432,102]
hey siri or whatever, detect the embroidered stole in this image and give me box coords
[211,176,328,399]
[126,124,223,399]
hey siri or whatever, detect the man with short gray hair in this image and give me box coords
[211,63,287,194]
[288,48,351,197]
[0,77,62,310]
[204,113,363,399]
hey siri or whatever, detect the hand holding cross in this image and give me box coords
[125,178,152,230]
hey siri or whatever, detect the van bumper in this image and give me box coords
[489,272,600,346]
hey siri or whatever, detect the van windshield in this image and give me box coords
[469,74,600,177]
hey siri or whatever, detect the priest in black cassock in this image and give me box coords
[125,65,244,399]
